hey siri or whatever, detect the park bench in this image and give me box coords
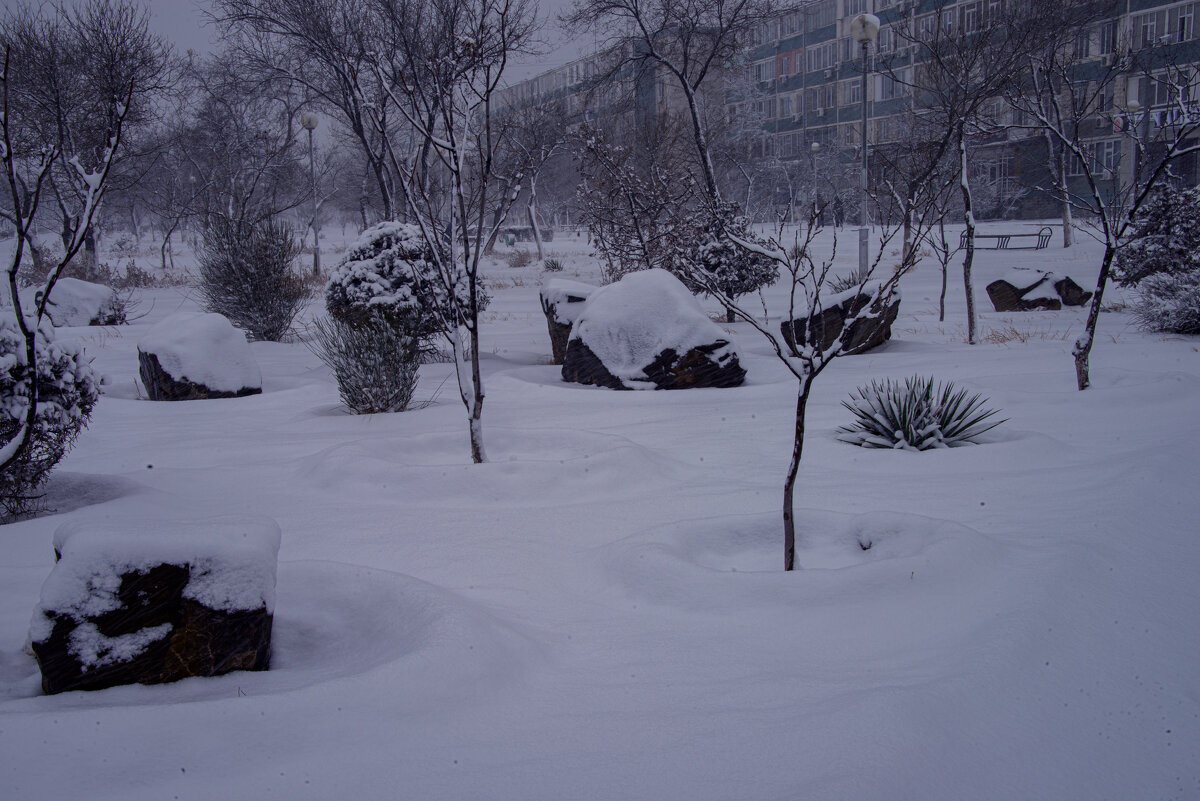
[961,226,1053,251]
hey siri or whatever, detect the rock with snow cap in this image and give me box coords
[986,268,1092,312]
[561,269,745,390]
[31,516,280,694]
[781,284,901,356]
[137,312,262,401]
[539,279,596,364]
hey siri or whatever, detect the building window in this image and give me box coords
[843,78,861,105]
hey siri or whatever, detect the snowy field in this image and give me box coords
[1,225,1198,799]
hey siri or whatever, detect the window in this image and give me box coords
[1073,29,1091,60]
[810,0,837,29]
[1138,10,1162,48]
[1098,21,1117,55]
[806,83,837,112]
[844,0,869,16]
[807,42,837,72]
[878,69,909,101]
[961,2,980,34]
[843,78,861,105]
[753,59,776,84]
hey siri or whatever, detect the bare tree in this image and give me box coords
[562,0,775,208]
[0,1,171,266]
[1012,1,1200,390]
[370,0,536,464]
[891,0,1047,345]
[1,6,138,475]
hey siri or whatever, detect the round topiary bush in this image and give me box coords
[0,316,101,518]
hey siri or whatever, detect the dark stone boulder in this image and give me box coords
[781,287,901,356]
[563,337,745,390]
[539,279,596,365]
[138,350,261,401]
[986,268,1092,312]
[31,518,280,695]
[560,269,745,390]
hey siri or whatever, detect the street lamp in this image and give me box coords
[809,141,821,224]
[300,112,320,276]
[850,13,880,278]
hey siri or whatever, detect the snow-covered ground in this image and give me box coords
[1,225,1197,800]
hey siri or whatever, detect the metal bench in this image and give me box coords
[961,226,1053,251]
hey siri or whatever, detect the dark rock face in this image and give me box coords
[32,562,272,695]
[986,271,1092,312]
[780,291,900,356]
[540,287,592,365]
[562,338,746,390]
[138,350,262,401]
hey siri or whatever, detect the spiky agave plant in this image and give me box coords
[837,376,1005,450]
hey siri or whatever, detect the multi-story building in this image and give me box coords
[498,0,1200,220]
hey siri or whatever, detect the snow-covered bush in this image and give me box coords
[1116,185,1200,287]
[1132,271,1200,335]
[685,208,779,320]
[837,376,1004,451]
[197,217,311,341]
[0,317,101,518]
[309,314,420,414]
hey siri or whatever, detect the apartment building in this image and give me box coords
[498,0,1200,220]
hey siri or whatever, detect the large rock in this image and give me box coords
[780,285,901,356]
[562,269,745,390]
[138,312,262,401]
[31,517,281,694]
[986,268,1093,312]
[16,278,124,327]
[539,279,596,364]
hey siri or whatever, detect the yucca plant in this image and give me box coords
[837,376,1005,450]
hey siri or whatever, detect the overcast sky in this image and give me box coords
[142,0,591,85]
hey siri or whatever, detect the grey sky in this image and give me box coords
[141,0,589,84]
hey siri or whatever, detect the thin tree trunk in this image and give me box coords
[783,378,812,572]
[1074,243,1116,390]
[958,130,978,345]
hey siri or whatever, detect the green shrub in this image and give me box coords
[309,314,420,414]
[837,376,1005,451]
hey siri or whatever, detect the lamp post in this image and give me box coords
[300,112,320,276]
[809,141,821,224]
[850,13,880,277]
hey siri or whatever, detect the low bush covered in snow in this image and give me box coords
[836,376,1004,451]
[0,317,101,518]
[197,217,311,342]
[1132,271,1200,335]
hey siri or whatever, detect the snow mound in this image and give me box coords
[10,278,123,327]
[137,312,261,393]
[569,269,739,387]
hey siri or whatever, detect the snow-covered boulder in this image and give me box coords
[137,312,262,401]
[31,516,281,694]
[16,278,125,327]
[539,279,596,364]
[986,268,1092,312]
[562,269,745,390]
[780,284,900,356]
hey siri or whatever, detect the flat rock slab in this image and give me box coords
[781,286,901,356]
[987,268,1093,312]
[32,517,281,694]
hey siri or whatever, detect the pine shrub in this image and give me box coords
[1116,184,1200,287]
[0,318,101,518]
[309,314,420,414]
[197,217,311,341]
[1132,271,1200,335]
[837,376,1005,451]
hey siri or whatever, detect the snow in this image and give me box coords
[538,278,596,325]
[28,277,122,327]
[569,268,737,385]
[0,225,1198,800]
[137,312,262,393]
